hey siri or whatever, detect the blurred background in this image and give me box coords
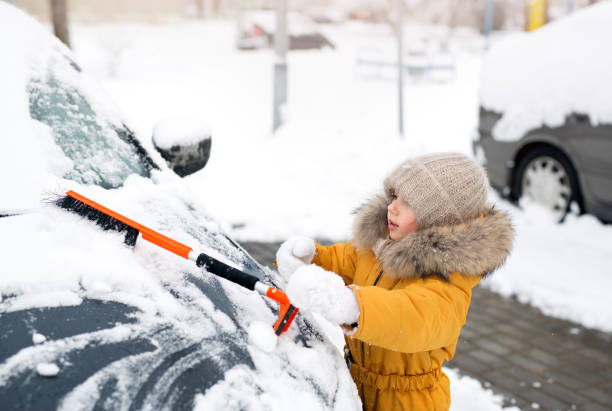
[11,0,599,28]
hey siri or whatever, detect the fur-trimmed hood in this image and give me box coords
[352,194,514,280]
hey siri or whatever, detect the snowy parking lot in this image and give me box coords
[66,16,611,409]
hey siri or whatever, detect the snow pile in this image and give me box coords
[36,363,60,377]
[247,321,278,353]
[447,368,518,411]
[152,116,211,149]
[480,2,612,140]
[32,333,47,344]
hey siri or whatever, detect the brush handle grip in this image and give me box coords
[195,253,259,291]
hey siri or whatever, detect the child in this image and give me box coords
[276,152,514,411]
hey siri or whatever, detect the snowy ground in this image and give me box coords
[63,16,611,409]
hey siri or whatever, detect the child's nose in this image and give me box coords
[388,200,397,213]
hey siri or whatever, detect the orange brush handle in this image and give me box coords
[66,190,193,258]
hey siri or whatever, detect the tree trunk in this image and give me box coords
[50,0,70,48]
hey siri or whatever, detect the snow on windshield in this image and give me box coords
[28,66,151,188]
[479,2,612,141]
[0,1,155,210]
[0,3,69,209]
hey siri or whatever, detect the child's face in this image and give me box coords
[387,193,419,240]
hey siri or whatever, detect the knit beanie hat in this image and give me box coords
[383,153,489,230]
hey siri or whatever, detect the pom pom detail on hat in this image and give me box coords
[384,153,489,230]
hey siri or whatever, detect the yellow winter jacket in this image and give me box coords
[313,195,514,411]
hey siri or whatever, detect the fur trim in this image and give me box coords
[352,194,389,251]
[352,195,514,280]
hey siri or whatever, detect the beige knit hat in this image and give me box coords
[383,153,489,230]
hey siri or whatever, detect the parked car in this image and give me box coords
[473,3,612,222]
[0,3,358,410]
[236,11,334,51]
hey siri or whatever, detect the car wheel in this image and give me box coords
[512,146,582,218]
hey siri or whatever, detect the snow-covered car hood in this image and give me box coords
[0,3,360,409]
[0,178,358,410]
[479,2,612,141]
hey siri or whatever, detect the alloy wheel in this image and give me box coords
[521,156,572,212]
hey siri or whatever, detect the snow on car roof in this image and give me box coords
[479,2,612,141]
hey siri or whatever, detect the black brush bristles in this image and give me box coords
[53,194,140,246]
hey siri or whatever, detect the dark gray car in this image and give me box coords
[473,107,612,222]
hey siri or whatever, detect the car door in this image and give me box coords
[564,114,612,206]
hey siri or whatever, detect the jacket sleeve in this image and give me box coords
[349,273,481,353]
[312,242,358,285]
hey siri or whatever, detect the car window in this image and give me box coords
[27,54,157,189]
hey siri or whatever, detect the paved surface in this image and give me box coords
[239,241,612,411]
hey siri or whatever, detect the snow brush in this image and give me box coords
[53,190,299,336]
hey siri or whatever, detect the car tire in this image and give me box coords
[511,146,582,219]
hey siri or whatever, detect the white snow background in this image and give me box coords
[21,5,608,409]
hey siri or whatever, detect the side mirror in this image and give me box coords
[152,118,212,177]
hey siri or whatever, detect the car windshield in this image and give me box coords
[27,53,157,189]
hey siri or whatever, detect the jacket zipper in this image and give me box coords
[361,266,384,367]
[373,268,384,286]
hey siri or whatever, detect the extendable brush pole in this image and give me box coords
[56,190,298,336]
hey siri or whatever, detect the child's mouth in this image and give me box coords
[388,220,398,230]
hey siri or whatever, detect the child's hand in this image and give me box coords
[286,265,359,326]
[276,236,316,280]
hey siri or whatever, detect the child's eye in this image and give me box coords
[390,190,397,200]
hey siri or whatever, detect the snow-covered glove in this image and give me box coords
[275,236,316,280]
[286,265,360,326]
